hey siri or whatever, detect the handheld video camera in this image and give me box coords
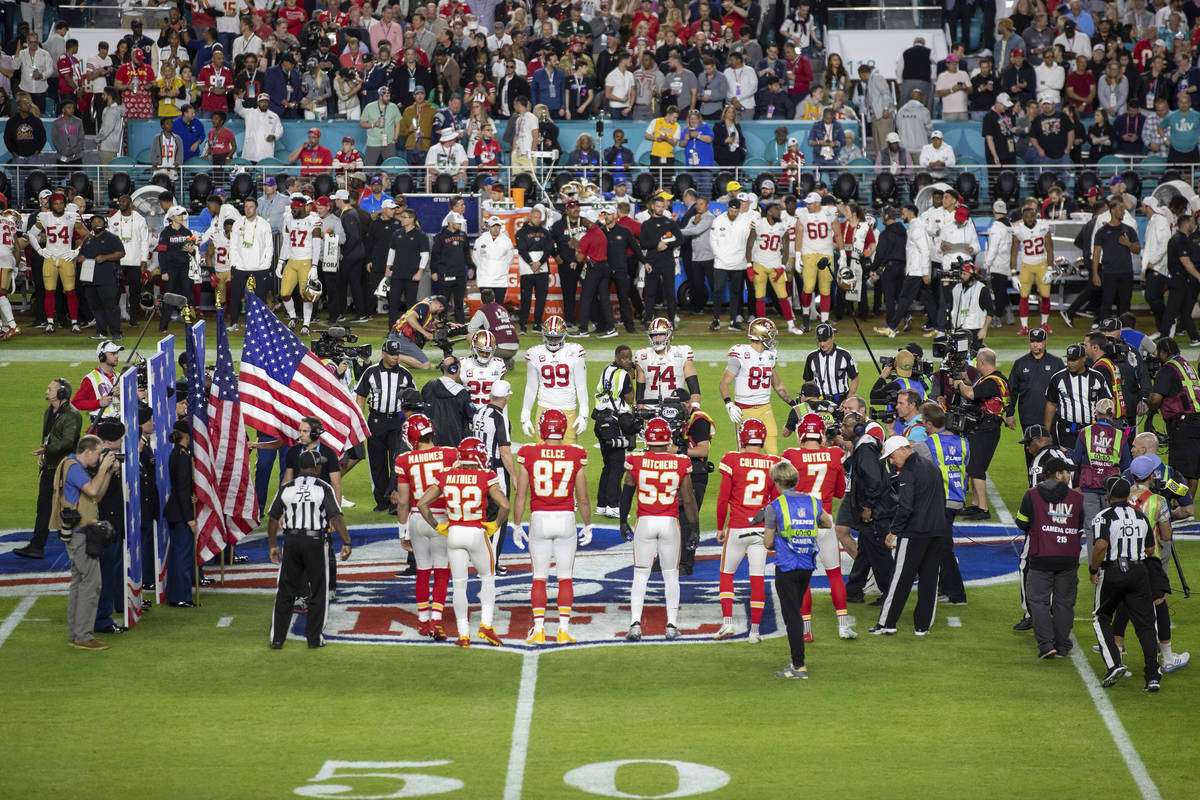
[431,323,469,358]
[945,402,984,436]
[311,326,372,362]
[635,396,690,448]
[934,329,974,380]
[932,257,971,284]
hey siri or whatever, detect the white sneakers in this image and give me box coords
[713,623,736,640]
[839,625,858,640]
[1163,652,1191,673]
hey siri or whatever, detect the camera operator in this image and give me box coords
[669,388,714,575]
[931,206,981,335]
[389,295,447,370]
[593,345,637,517]
[1129,431,1195,521]
[1044,343,1112,450]
[14,379,83,560]
[947,262,992,350]
[782,381,838,442]
[837,411,896,604]
[1146,336,1200,499]
[949,347,1011,521]
[421,356,476,447]
[92,419,129,635]
[356,339,416,513]
[1086,329,1139,431]
[1097,318,1151,427]
[72,340,124,425]
[53,435,121,650]
[868,347,930,431]
[916,402,969,605]
[1006,329,1064,460]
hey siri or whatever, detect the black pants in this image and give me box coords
[159,267,193,331]
[642,262,676,324]
[989,271,1010,317]
[610,266,637,331]
[519,272,549,328]
[579,261,615,333]
[441,279,465,323]
[366,416,405,507]
[879,534,945,631]
[329,256,366,321]
[27,469,56,551]
[363,263,385,309]
[889,275,935,330]
[1161,275,1200,341]
[687,258,712,312]
[387,274,421,330]
[1065,282,1100,318]
[940,509,967,602]
[677,468,707,574]
[711,268,745,323]
[28,250,46,326]
[878,262,905,325]
[598,442,626,508]
[1097,271,1133,318]
[775,567,814,667]
[82,283,121,337]
[1167,145,1199,165]
[228,269,269,326]
[559,261,582,324]
[1143,270,1169,332]
[1094,561,1162,682]
[846,516,894,598]
[271,532,329,647]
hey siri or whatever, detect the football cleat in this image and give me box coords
[647,316,673,352]
[1101,665,1128,687]
[774,664,809,680]
[625,621,642,642]
[747,317,777,349]
[665,623,680,640]
[839,625,858,640]
[556,629,577,644]
[287,317,298,330]
[470,329,497,364]
[418,619,435,638]
[1163,652,1190,673]
[1144,679,1161,693]
[787,321,803,335]
[747,631,762,643]
[1040,323,1052,335]
[526,628,546,646]
[432,625,447,642]
[803,631,814,643]
[1015,326,1029,336]
[455,636,471,648]
[478,625,502,646]
[713,623,736,640]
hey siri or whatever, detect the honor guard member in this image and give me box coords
[1006,328,1064,460]
[1072,398,1131,549]
[1146,337,1200,498]
[677,388,715,575]
[276,194,324,333]
[636,318,700,406]
[356,339,416,513]
[1044,343,1112,450]
[384,207,431,327]
[72,340,124,424]
[638,190,683,326]
[461,328,509,408]
[521,315,589,444]
[1090,477,1162,692]
[918,403,969,605]
[267,449,353,650]
[1015,456,1084,659]
[803,324,859,403]
[871,435,951,635]
[472,379,516,574]
[720,318,796,455]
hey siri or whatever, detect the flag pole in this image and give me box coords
[215,288,226,589]
[183,303,202,608]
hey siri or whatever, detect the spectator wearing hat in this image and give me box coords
[359,176,393,216]
[289,127,333,176]
[934,53,971,121]
[898,36,934,114]
[918,130,955,179]
[113,46,155,120]
[361,86,403,166]
[263,52,302,118]
[425,128,469,189]
[875,131,913,175]
[1159,90,1200,164]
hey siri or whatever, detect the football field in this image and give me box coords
[1,319,1198,799]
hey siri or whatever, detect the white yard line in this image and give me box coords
[986,478,1016,525]
[0,596,36,648]
[1068,634,1163,800]
[503,651,540,800]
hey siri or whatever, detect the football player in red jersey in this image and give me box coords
[782,413,855,640]
[620,417,700,641]
[417,438,510,647]
[394,414,455,641]
[714,419,782,642]
[512,409,592,645]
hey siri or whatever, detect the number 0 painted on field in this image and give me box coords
[563,759,731,798]
[294,760,463,798]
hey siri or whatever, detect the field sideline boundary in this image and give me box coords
[0,596,36,648]
[504,652,539,800]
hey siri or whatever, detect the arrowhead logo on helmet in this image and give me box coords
[738,418,768,448]
[538,408,568,440]
[644,417,672,445]
[403,413,434,447]
[457,437,488,466]
[799,413,825,441]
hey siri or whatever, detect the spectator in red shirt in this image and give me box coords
[279,0,309,39]
[784,41,814,100]
[340,33,368,72]
[197,48,234,116]
[317,0,349,28]
[56,39,84,97]
[289,127,333,176]
[206,110,238,165]
[632,0,660,42]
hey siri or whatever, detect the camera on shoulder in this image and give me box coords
[312,326,373,362]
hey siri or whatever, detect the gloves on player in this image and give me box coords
[521,410,535,438]
[620,522,633,542]
[275,258,285,279]
[572,414,587,435]
[745,265,756,281]
[513,523,529,550]
[482,520,499,537]
[435,521,450,536]
[578,524,593,547]
[726,400,743,425]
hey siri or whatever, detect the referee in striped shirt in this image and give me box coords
[1043,343,1112,450]
[356,339,416,513]
[267,449,352,650]
[802,324,859,402]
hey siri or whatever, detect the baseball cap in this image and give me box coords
[39,189,53,200]
[1155,38,1168,48]
[946,53,959,63]
[1093,43,1106,52]
[1109,175,1126,186]
[290,196,309,207]
[486,215,503,226]
[1022,424,1051,443]
[1011,47,1025,56]
[263,177,277,187]
[786,137,798,147]
[342,135,355,144]
[307,127,321,138]
[1098,317,1122,332]
[315,195,331,207]
[654,190,674,201]
[894,350,916,377]
[801,380,821,398]
[993,200,1008,214]
[815,323,835,341]
[490,379,513,398]
[439,127,458,142]
[482,176,497,186]
[1038,91,1057,104]
[954,205,970,223]
[297,449,327,470]
[1094,398,1115,416]
[996,92,1014,108]
[166,205,188,218]
[370,175,383,184]
[880,435,911,459]
[580,208,599,222]
[97,340,123,357]
[886,132,900,143]
[381,199,397,209]
[332,189,350,201]
[565,198,580,209]
[726,180,742,192]
[931,130,943,139]
[864,421,886,442]
[761,179,775,190]
[1029,327,1047,342]
[1142,196,1160,212]
[1043,457,1071,475]
[1130,454,1162,481]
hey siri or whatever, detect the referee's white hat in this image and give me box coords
[490,379,512,398]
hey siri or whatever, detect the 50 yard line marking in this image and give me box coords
[1068,634,1162,800]
[504,651,540,800]
[0,596,36,648]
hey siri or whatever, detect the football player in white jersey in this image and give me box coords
[461,330,509,407]
[635,318,700,406]
[794,192,841,327]
[719,318,797,455]
[201,216,236,309]
[521,314,589,444]
[276,194,324,332]
[747,201,801,335]
[1009,202,1055,335]
[0,210,25,339]
[31,192,88,334]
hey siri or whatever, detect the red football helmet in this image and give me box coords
[470,329,496,364]
[539,408,568,440]
[457,437,488,466]
[543,315,567,352]
[739,418,768,447]
[644,417,672,445]
[799,413,826,441]
[403,413,434,447]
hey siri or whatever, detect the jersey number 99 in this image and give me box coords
[541,363,571,388]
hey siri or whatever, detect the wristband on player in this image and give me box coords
[723,398,734,407]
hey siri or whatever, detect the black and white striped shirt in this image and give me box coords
[269,475,342,532]
[472,403,511,483]
[1029,446,1075,488]
[355,363,416,415]
[1093,504,1153,563]
[802,346,858,400]
[1046,367,1111,427]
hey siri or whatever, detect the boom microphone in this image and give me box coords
[160,292,190,308]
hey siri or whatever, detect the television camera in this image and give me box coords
[311,326,372,363]
[933,329,974,380]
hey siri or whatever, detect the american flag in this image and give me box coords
[187,314,259,563]
[239,293,370,455]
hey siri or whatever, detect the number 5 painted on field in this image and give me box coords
[294,761,463,798]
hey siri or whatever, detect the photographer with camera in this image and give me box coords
[1097,318,1151,426]
[356,339,416,513]
[1146,337,1200,500]
[947,263,993,350]
[838,410,897,605]
[917,402,969,605]
[868,346,930,433]
[1086,330,1139,431]
[949,347,1011,521]
[53,434,121,650]
[389,295,448,370]
[593,345,637,518]
[91,419,130,635]
[675,388,714,575]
